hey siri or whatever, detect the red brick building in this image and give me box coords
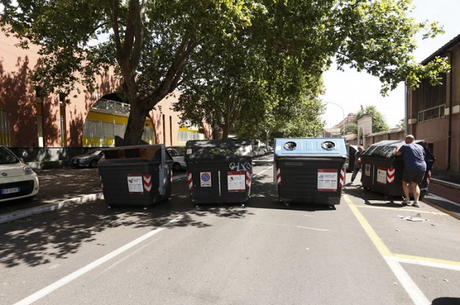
[407,34,460,172]
[0,32,208,149]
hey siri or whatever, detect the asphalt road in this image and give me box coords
[1,156,459,305]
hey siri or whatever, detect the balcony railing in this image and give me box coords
[417,105,445,122]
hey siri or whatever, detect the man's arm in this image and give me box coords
[395,145,403,156]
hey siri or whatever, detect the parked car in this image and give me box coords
[0,145,39,202]
[166,147,187,171]
[71,149,104,168]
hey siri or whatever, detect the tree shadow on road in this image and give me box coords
[344,184,406,208]
[249,173,337,212]
[0,181,252,268]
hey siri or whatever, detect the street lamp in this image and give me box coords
[324,101,348,134]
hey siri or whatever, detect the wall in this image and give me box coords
[0,32,210,149]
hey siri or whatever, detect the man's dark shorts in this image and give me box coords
[403,171,425,184]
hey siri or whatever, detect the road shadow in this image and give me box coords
[423,194,460,217]
[344,184,406,208]
[0,180,252,268]
[247,197,336,212]
[249,173,337,212]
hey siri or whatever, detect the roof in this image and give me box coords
[421,33,460,65]
[366,128,404,137]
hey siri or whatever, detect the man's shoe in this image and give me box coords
[402,198,410,206]
[412,202,420,208]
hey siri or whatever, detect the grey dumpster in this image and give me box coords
[185,139,253,204]
[98,144,173,207]
[274,138,348,205]
[360,140,435,199]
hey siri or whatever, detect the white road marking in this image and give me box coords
[14,215,184,305]
[391,255,460,272]
[344,194,430,305]
[297,226,329,232]
[384,257,430,305]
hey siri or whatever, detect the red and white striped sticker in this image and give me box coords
[187,172,193,190]
[143,174,152,192]
[387,167,395,184]
[426,170,432,185]
[246,170,252,188]
[100,176,104,191]
[339,167,345,188]
[276,167,281,185]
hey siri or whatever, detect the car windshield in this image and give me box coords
[168,149,184,157]
[89,150,102,155]
[0,147,20,165]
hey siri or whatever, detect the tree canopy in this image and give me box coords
[0,0,450,144]
[356,105,389,133]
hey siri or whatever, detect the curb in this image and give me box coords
[431,178,460,191]
[0,193,104,224]
[0,174,188,225]
[423,197,460,221]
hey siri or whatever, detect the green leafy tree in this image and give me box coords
[356,105,389,133]
[396,118,406,130]
[0,0,450,145]
[341,122,358,135]
[0,0,256,144]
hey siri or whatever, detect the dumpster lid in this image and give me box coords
[185,139,252,160]
[361,140,434,160]
[274,138,347,157]
[100,144,163,162]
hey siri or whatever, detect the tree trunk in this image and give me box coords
[222,125,229,139]
[123,98,149,145]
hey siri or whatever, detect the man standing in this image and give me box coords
[351,146,363,184]
[396,135,426,208]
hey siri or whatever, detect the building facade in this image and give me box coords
[407,34,460,172]
[0,32,207,150]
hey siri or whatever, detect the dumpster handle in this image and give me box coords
[218,171,222,197]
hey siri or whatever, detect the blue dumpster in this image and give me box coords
[274,138,348,205]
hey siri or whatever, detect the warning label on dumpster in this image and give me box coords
[377,168,387,184]
[317,169,337,192]
[228,171,245,192]
[127,174,143,193]
[200,172,212,187]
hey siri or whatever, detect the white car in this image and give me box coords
[166,147,187,171]
[0,146,39,202]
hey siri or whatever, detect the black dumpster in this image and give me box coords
[274,138,348,205]
[360,140,435,199]
[98,145,173,207]
[347,145,358,172]
[185,139,253,204]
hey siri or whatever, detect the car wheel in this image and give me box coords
[173,162,181,171]
[90,160,98,168]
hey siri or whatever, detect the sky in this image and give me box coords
[321,0,460,129]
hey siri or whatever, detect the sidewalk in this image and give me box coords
[0,168,187,224]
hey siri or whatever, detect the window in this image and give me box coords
[0,109,12,146]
